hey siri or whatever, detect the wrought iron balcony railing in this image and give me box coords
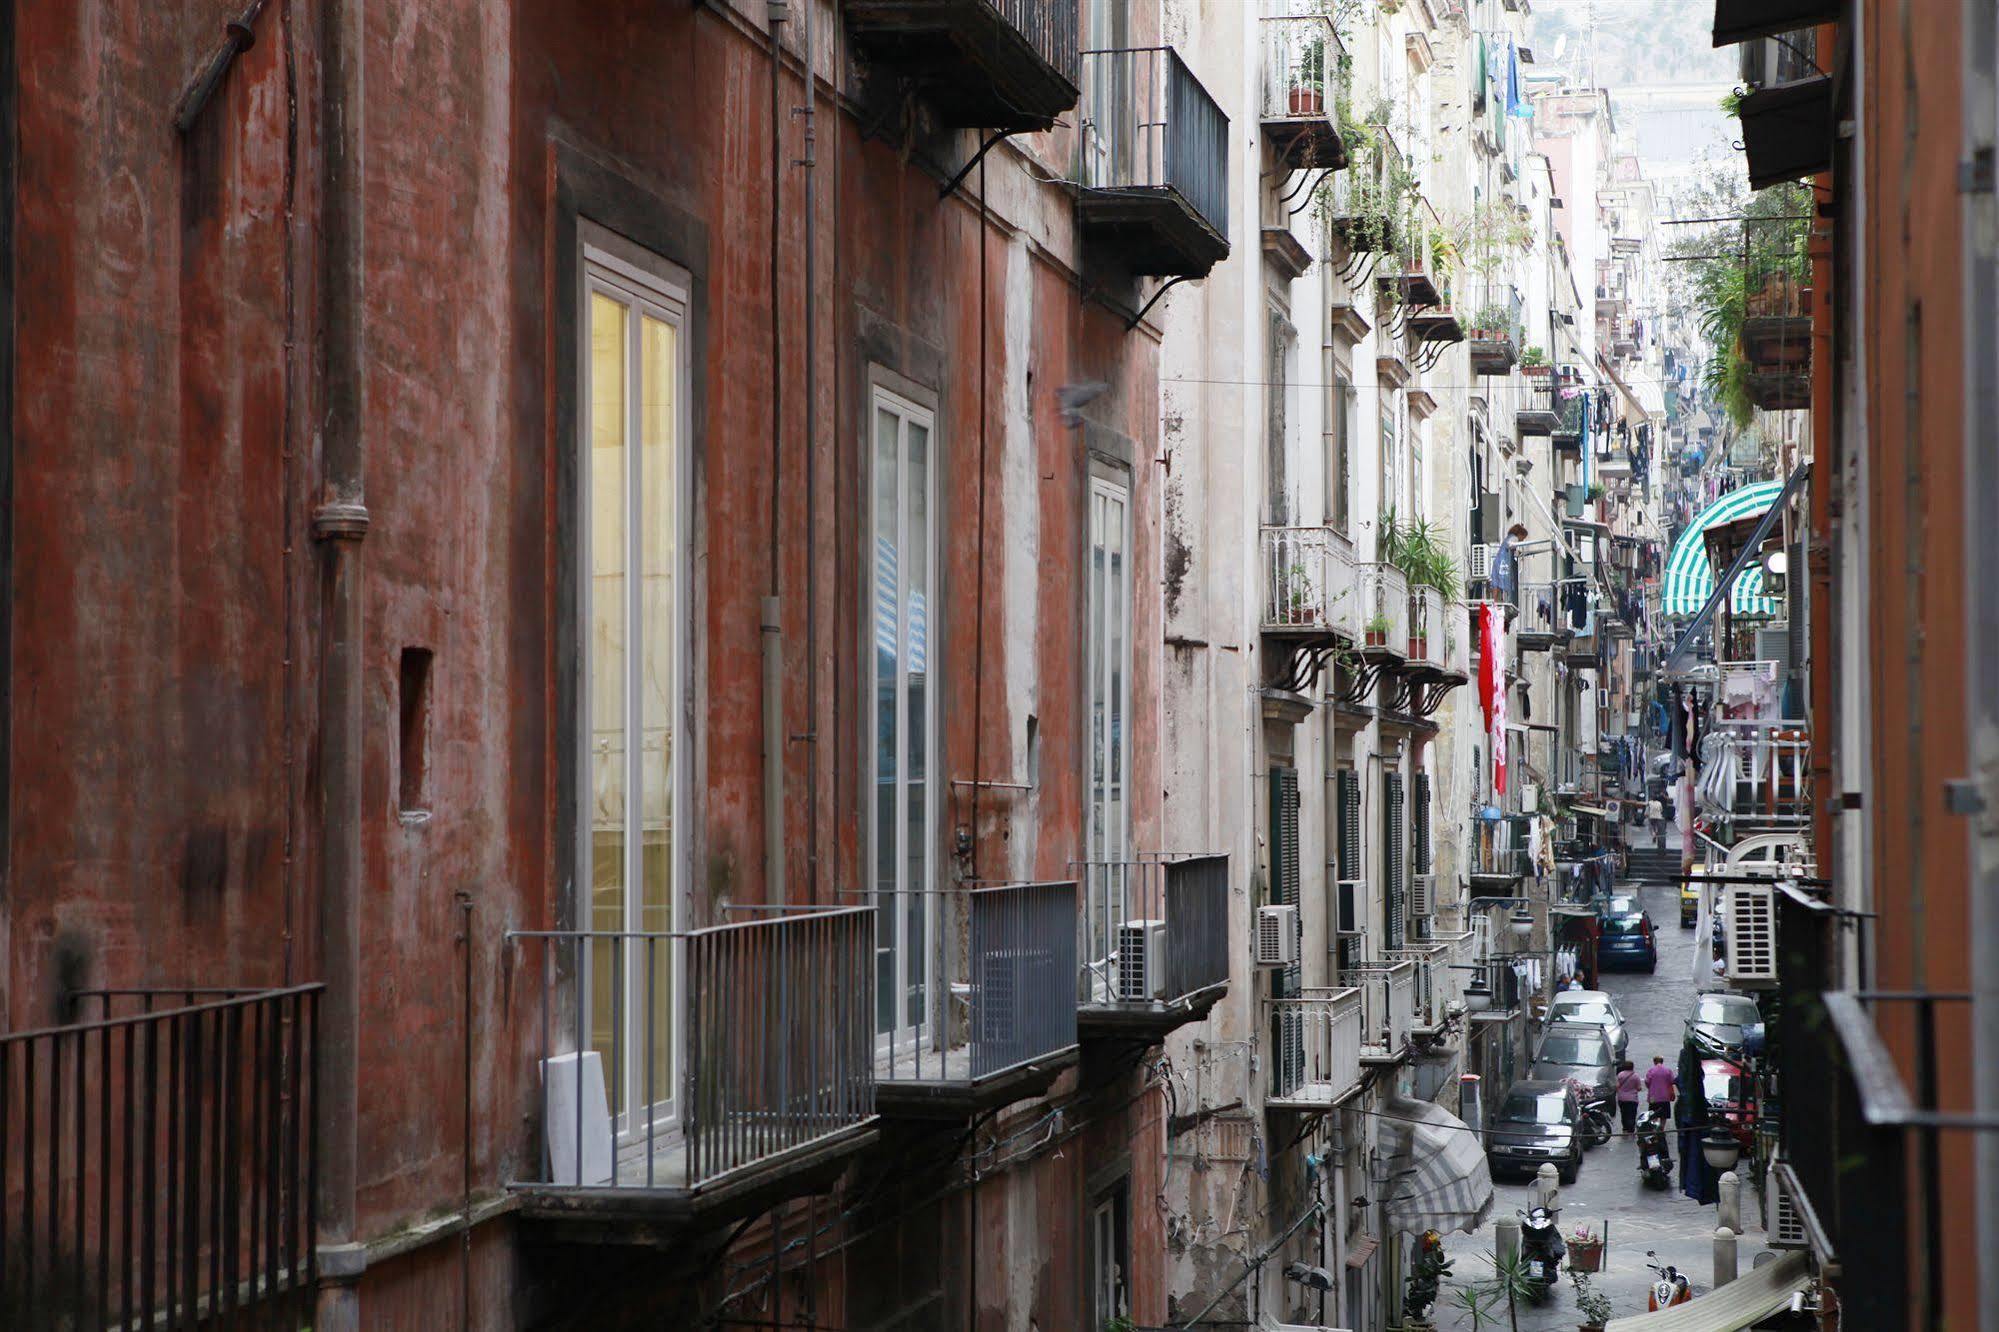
[843,0,1080,133]
[0,985,321,1329]
[1261,525,1360,638]
[1268,988,1363,1110]
[1077,855,1231,1015]
[511,909,875,1197]
[1359,562,1409,655]
[1384,943,1453,1031]
[1077,46,1230,276]
[1348,960,1417,1060]
[1257,11,1346,167]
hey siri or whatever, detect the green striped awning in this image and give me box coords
[1662,480,1785,618]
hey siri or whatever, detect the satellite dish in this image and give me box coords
[1553,35,1569,63]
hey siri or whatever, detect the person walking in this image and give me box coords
[1646,795,1667,848]
[1614,1059,1643,1133]
[1643,1055,1677,1124]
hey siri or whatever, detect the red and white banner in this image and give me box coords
[1478,604,1509,794]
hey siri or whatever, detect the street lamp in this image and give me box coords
[1701,1129,1743,1172]
[1464,976,1494,1013]
[1509,909,1535,939]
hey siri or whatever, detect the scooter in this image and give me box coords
[1636,1111,1673,1189]
[1518,1206,1566,1303]
[1645,1252,1695,1309]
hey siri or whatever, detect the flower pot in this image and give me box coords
[1367,630,1387,647]
[1568,1239,1605,1273]
[1523,363,1552,377]
[1409,635,1429,659]
[1580,1323,1607,1332]
[1288,86,1324,115]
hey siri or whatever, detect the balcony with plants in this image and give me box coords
[1258,8,1346,169]
[1673,178,1812,424]
[1313,109,1416,259]
[843,0,1080,133]
[1466,282,1524,375]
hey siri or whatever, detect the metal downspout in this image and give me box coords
[313,0,367,1325]
[763,2,789,907]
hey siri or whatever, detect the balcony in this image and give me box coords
[1077,855,1231,1041]
[876,880,1079,1119]
[1258,12,1346,169]
[1384,943,1454,1035]
[510,911,877,1231]
[1261,525,1360,640]
[1078,47,1230,278]
[1358,562,1409,662]
[1,985,321,1329]
[1267,988,1364,1112]
[1379,201,1446,308]
[1516,377,1559,436]
[1349,961,1418,1063]
[1466,285,1522,375]
[1323,129,1407,256]
[1516,580,1565,650]
[845,0,1080,133]
[1470,817,1531,888]
[1706,717,1810,825]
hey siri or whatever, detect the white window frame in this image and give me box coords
[866,386,940,1051]
[577,233,693,1138]
[1086,472,1132,867]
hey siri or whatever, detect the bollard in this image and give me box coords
[1496,1217,1521,1264]
[1535,1162,1561,1213]
[1717,1170,1742,1233]
[1714,1227,1739,1287]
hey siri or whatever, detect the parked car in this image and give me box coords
[1598,905,1659,972]
[1529,1020,1618,1103]
[1600,892,1642,920]
[1487,1079,1585,1184]
[1686,991,1764,1057]
[1681,865,1701,926]
[1700,1056,1758,1154]
[1543,989,1630,1062]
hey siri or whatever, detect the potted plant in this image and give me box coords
[1366,610,1391,646]
[1282,561,1317,621]
[1521,345,1550,373]
[1403,1229,1453,1328]
[1566,1224,1605,1273]
[1588,482,1606,502]
[1569,1270,1614,1331]
[1289,34,1327,114]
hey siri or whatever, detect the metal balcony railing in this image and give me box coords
[1517,580,1564,636]
[0,985,321,1329]
[1323,127,1408,254]
[1467,283,1524,344]
[1385,944,1452,1030]
[1077,855,1231,1008]
[1407,584,1447,661]
[879,881,1078,1086]
[1710,719,1811,822]
[1078,46,1229,238]
[1360,562,1409,652]
[1471,817,1531,880]
[511,909,874,1195]
[1350,961,1417,1059]
[1268,988,1363,1109]
[1261,525,1359,637]
[986,0,1081,82]
[1257,11,1343,125]
[1439,599,1470,674]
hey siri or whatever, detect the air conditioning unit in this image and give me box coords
[1116,919,1168,1000]
[1468,542,1496,582]
[1725,884,1778,985]
[1332,879,1363,935]
[1768,1162,1808,1249]
[1409,873,1435,917]
[979,944,1059,1059]
[1256,905,1301,966]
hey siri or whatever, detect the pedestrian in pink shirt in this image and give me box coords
[1643,1056,1677,1122]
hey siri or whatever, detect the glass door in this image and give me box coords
[582,247,685,1137]
[870,391,937,1049]
[1086,476,1131,978]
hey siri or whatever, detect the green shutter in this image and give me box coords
[1385,772,1406,950]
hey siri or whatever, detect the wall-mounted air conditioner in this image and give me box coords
[1724,884,1778,985]
[1116,919,1168,1000]
[1256,905,1301,966]
[1768,1162,1808,1249]
[1333,879,1363,936]
[1410,873,1435,917]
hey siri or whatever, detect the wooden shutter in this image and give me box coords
[1385,772,1406,949]
[1414,771,1433,875]
[1335,768,1363,974]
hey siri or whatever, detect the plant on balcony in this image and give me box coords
[1289,34,1328,115]
[1468,304,1518,344]
[1282,561,1319,621]
[1587,482,1605,501]
[1520,344,1549,370]
[1365,610,1391,646]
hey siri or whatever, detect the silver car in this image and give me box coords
[1544,989,1630,1062]
[1529,1020,1619,1103]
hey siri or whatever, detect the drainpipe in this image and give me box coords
[801,0,818,902]
[764,2,789,906]
[313,0,367,1325]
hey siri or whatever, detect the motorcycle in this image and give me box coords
[1517,1206,1566,1303]
[1645,1251,1695,1309]
[1636,1110,1673,1189]
[1567,1079,1613,1150]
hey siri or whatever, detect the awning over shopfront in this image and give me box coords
[1376,1096,1495,1237]
[1604,1250,1812,1331]
[1661,480,1785,617]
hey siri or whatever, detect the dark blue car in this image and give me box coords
[1597,907,1658,972]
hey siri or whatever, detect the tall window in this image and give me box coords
[1380,390,1403,524]
[1324,346,1353,534]
[1267,308,1294,524]
[582,242,685,1128]
[870,389,937,1042]
[1086,475,1131,867]
[1090,1180,1130,1325]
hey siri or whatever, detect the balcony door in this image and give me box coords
[1085,474,1131,979]
[580,239,686,1135]
[1081,0,1131,188]
[870,389,937,1047]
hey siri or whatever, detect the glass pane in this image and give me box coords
[587,290,628,1094]
[1089,493,1107,863]
[639,313,677,1107]
[905,420,929,1028]
[873,405,900,1034]
[1107,490,1125,860]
